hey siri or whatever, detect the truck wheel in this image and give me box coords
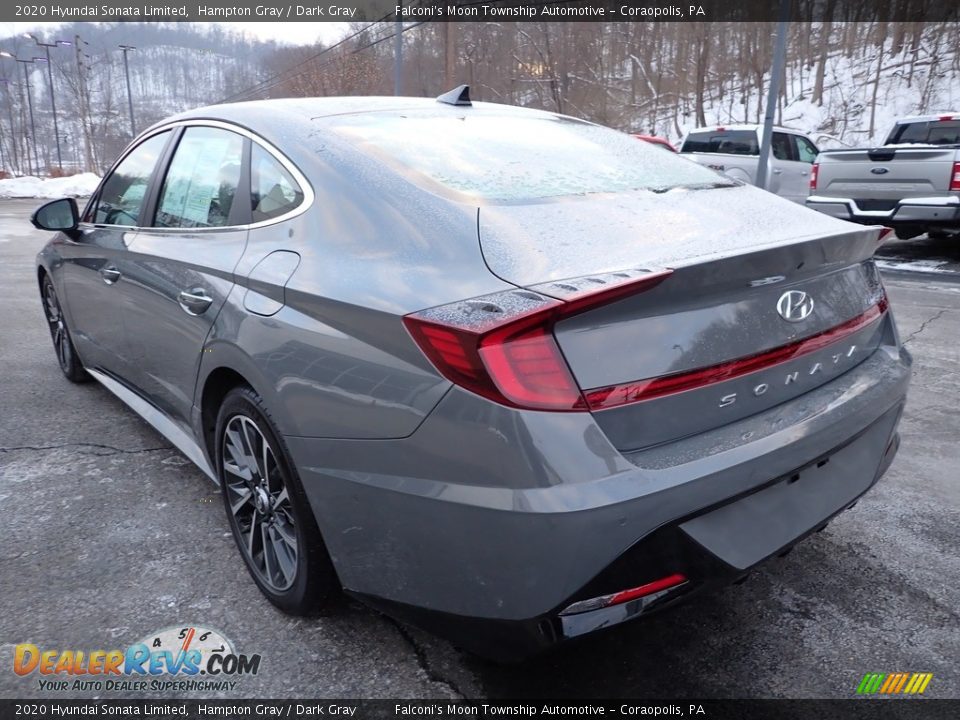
[894,228,922,240]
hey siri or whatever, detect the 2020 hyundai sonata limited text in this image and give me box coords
[32,88,910,660]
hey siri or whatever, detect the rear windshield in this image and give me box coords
[680,130,759,156]
[330,114,733,202]
[887,120,960,145]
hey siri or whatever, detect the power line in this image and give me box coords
[218,15,396,104]
[219,0,434,104]
[227,22,428,102]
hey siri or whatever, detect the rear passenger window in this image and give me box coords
[251,145,304,223]
[154,127,244,229]
[771,133,793,161]
[892,121,960,145]
[681,130,759,156]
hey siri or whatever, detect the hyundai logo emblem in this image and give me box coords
[871,167,889,174]
[777,290,815,322]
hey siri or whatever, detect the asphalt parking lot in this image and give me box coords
[1,198,958,699]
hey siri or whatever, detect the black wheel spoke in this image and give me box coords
[224,428,253,481]
[228,484,253,516]
[268,524,297,585]
[261,523,278,584]
[246,508,260,557]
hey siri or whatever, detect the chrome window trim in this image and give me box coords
[78,118,315,234]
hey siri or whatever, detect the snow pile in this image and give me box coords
[0,173,101,199]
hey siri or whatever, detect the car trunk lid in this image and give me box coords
[478,185,889,451]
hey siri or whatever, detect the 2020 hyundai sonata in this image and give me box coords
[32,87,911,660]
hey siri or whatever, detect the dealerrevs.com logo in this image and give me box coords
[13,625,261,693]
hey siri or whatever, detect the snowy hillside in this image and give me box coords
[678,25,960,148]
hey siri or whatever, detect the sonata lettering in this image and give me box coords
[718,345,858,408]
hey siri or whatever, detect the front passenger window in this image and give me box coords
[92,131,170,226]
[154,127,245,229]
[794,136,820,163]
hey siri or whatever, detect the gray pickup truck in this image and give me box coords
[807,114,960,239]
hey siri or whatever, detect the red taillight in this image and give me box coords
[579,296,888,411]
[560,573,689,616]
[877,227,895,243]
[404,270,672,411]
[938,115,957,121]
[810,162,819,191]
[950,162,960,192]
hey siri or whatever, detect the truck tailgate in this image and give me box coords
[816,147,957,200]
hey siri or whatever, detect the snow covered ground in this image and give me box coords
[0,174,101,200]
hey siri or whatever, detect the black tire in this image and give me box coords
[894,227,922,240]
[215,386,339,614]
[41,275,89,384]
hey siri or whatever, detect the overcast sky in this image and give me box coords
[1,21,349,46]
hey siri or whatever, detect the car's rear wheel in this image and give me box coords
[215,386,339,614]
[41,275,89,383]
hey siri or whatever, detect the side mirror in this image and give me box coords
[31,198,79,234]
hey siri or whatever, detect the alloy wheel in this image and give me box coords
[221,414,299,592]
[43,279,71,372]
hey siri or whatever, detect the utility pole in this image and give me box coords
[26,34,71,171]
[75,35,94,172]
[444,23,456,89]
[119,45,136,137]
[393,2,403,96]
[756,0,790,191]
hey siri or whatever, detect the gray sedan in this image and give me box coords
[31,88,910,660]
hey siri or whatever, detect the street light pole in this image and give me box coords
[21,59,40,174]
[756,0,790,191]
[26,34,71,171]
[119,45,136,137]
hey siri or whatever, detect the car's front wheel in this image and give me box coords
[41,275,89,383]
[215,386,339,614]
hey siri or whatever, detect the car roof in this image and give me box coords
[163,96,567,127]
[892,113,960,123]
[686,124,803,134]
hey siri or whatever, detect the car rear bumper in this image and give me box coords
[806,194,960,227]
[285,341,910,659]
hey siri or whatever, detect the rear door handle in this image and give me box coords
[99,266,121,284]
[772,168,783,175]
[177,289,214,315]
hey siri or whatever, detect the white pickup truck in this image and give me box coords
[678,124,820,203]
[806,114,960,239]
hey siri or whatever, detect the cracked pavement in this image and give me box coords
[1,199,958,699]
